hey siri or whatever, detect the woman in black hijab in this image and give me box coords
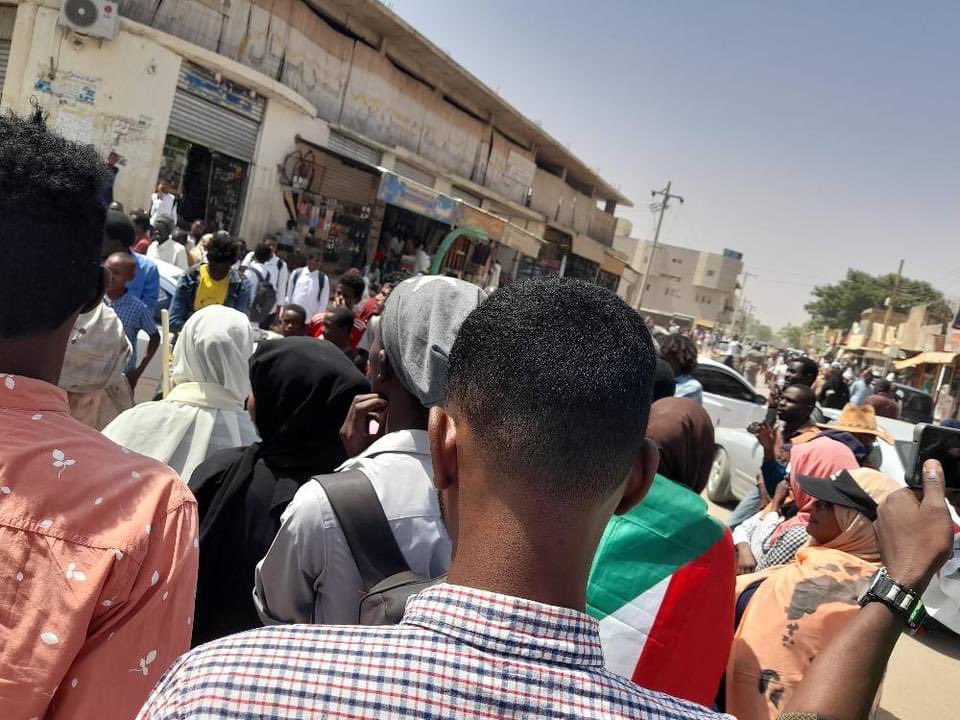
[189,337,370,644]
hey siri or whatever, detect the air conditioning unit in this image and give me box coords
[59,0,119,40]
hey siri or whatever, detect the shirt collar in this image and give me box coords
[353,429,431,460]
[402,583,605,668]
[0,374,70,413]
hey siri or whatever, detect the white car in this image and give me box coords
[693,357,768,432]
[134,257,183,403]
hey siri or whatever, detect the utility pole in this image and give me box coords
[735,271,756,336]
[635,181,684,312]
[881,259,905,371]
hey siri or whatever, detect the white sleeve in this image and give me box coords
[732,511,762,546]
[318,273,331,312]
[285,269,299,305]
[253,483,327,625]
[146,242,159,260]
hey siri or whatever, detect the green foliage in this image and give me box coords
[804,269,951,330]
[779,323,807,349]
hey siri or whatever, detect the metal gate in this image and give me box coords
[167,63,265,161]
[0,5,16,99]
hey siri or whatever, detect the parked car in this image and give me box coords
[693,357,768,431]
[894,383,933,424]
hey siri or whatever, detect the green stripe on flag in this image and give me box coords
[587,474,725,620]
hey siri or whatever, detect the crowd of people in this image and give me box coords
[1,113,958,720]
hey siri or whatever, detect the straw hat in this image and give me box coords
[817,403,895,445]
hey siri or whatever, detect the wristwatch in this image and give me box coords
[858,567,927,634]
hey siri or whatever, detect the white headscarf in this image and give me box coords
[102,306,259,482]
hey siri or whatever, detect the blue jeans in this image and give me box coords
[727,486,761,530]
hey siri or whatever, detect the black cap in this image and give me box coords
[797,470,878,521]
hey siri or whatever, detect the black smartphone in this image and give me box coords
[908,423,960,490]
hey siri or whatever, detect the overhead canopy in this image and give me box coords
[894,351,958,370]
[571,233,607,264]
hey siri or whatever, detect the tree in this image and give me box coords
[779,323,806,349]
[804,269,952,330]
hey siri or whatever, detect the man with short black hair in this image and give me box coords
[278,304,308,337]
[0,113,197,720]
[169,233,250,333]
[322,306,355,352]
[286,251,329,319]
[147,217,189,270]
[253,276,485,627]
[103,252,160,390]
[144,277,718,719]
[102,209,160,313]
[865,378,901,419]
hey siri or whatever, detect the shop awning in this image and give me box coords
[894,351,958,370]
[458,204,507,241]
[621,265,640,284]
[600,248,628,276]
[571,233,607,264]
[501,223,544,259]
[696,319,717,329]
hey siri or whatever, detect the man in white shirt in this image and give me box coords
[149,179,178,227]
[146,219,189,270]
[413,240,431,274]
[286,252,329,319]
[254,276,486,625]
[243,241,289,322]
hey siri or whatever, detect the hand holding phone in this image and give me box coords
[908,423,960,490]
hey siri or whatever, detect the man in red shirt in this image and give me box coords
[130,211,152,254]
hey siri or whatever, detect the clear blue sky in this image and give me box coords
[391,0,960,328]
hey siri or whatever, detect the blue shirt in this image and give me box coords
[127,251,160,314]
[850,378,874,405]
[105,293,157,372]
[675,373,704,404]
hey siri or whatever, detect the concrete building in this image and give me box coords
[614,234,743,328]
[0,0,630,284]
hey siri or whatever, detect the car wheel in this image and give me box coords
[707,447,733,503]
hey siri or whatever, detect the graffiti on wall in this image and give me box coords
[33,71,101,107]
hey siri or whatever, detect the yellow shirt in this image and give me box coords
[193,264,229,311]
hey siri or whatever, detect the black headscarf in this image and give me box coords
[188,337,370,644]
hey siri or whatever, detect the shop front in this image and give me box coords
[517,225,568,281]
[281,135,382,271]
[566,233,606,282]
[376,172,458,274]
[597,248,627,293]
[160,63,265,233]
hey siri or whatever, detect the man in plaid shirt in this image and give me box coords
[138,278,938,720]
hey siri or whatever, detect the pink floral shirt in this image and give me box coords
[0,374,198,719]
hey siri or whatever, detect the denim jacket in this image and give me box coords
[169,266,251,333]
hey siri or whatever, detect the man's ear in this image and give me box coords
[429,406,458,492]
[615,438,659,515]
[79,266,108,314]
[377,348,392,383]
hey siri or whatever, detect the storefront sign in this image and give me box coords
[502,224,544,259]
[458,205,507,241]
[378,173,458,225]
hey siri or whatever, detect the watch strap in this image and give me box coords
[859,567,927,634]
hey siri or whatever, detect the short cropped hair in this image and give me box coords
[206,233,237,264]
[283,303,307,323]
[327,306,354,333]
[131,211,150,235]
[0,114,107,339]
[792,356,819,384]
[253,242,273,264]
[659,333,699,375]
[447,278,656,501]
[337,273,365,300]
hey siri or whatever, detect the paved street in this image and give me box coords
[707,499,957,718]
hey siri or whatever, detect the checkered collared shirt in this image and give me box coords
[138,584,728,719]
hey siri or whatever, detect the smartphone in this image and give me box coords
[908,423,960,490]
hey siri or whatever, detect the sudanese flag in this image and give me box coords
[587,475,734,707]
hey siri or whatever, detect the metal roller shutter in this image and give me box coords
[327,129,381,167]
[0,41,10,99]
[394,158,435,188]
[167,90,260,161]
[314,150,379,206]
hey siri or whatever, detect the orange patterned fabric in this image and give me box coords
[0,374,198,720]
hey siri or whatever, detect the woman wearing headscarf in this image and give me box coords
[587,398,734,707]
[188,337,369,645]
[102,305,258,480]
[726,468,899,719]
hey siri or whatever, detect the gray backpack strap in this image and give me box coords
[315,469,410,590]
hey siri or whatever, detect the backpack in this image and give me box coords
[247,266,277,323]
[315,469,443,625]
